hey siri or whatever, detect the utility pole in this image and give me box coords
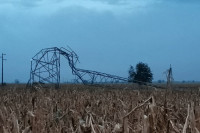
[166,64,173,89]
[0,53,6,86]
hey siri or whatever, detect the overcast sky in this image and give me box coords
[0,0,200,83]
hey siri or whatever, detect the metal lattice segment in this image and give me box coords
[75,68,127,84]
[28,47,128,88]
[30,48,61,87]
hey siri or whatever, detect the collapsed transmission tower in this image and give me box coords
[28,47,128,87]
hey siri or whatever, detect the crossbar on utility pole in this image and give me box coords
[0,53,6,86]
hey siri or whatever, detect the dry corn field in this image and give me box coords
[0,84,200,133]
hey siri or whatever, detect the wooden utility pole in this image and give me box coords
[0,53,6,86]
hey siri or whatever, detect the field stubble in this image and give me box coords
[0,84,200,133]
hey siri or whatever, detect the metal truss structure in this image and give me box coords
[28,47,128,87]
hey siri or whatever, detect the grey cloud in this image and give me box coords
[92,0,123,4]
[0,0,40,8]
[175,0,200,2]
[164,0,200,3]
[0,0,163,18]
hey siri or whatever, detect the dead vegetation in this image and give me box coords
[0,84,200,133]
